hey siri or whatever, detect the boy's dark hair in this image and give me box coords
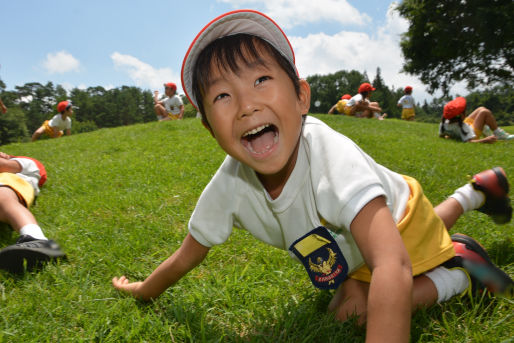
[440,114,467,136]
[192,33,300,127]
[360,91,370,98]
[60,104,71,114]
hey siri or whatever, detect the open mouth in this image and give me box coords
[241,124,278,156]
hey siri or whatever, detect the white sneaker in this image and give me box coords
[494,128,514,140]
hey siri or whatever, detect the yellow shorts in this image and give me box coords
[168,113,181,120]
[349,175,455,282]
[0,173,35,207]
[401,108,415,120]
[43,120,63,138]
[464,117,483,138]
[335,100,352,115]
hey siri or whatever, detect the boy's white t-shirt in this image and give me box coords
[162,95,184,115]
[188,116,410,274]
[397,94,415,109]
[9,158,41,196]
[439,120,476,142]
[345,93,365,108]
[49,114,72,131]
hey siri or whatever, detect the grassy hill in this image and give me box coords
[0,115,512,342]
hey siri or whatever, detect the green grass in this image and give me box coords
[0,115,512,342]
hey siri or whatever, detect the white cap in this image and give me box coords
[181,9,296,109]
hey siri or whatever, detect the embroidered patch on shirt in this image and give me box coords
[289,226,349,289]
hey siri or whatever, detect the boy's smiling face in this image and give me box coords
[202,42,310,194]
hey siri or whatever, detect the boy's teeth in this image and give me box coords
[243,124,269,137]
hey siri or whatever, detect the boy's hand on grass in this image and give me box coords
[112,276,145,298]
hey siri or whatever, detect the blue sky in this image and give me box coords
[0,0,461,103]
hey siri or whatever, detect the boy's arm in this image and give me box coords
[153,91,163,105]
[0,152,22,173]
[179,104,184,119]
[350,196,412,343]
[112,233,210,300]
[0,98,7,114]
[469,135,497,143]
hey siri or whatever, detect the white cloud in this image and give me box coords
[43,51,81,74]
[218,0,370,28]
[110,52,180,93]
[60,82,74,94]
[288,3,445,103]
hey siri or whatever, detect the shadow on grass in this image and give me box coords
[0,222,16,246]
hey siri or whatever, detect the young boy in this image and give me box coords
[0,97,7,114]
[439,97,514,143]
[328,94,352,115]
[397,86,415,121]
[0,152,65,274]
[346,83,387,120]
[112,10,513,342]
[154,82,184,121]
[31,100,74,141]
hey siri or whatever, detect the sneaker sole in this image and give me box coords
[452,233,513,296]
[473,167,512,224]
[0,246,65,274]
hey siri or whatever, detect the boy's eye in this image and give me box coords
[255,76,270,86]
[214,93,229,102]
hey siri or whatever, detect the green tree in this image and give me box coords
[396,0,514,95]
[0,106,29,144]
[307,70,368,113]
[371,67,398,118]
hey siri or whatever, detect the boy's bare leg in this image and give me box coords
[154,104,171,121]
[433,198,464,231]
[0,187,37,232]
[328,275,438,323]
[31,126,45,141]
[467,107,499,131]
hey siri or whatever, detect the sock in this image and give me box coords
[19,224,47,240]
[425,266,469,302]
[493,128,505,136]
[450,183,485,212]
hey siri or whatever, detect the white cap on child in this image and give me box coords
[181,9,297,110]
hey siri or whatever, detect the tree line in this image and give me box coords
[307,68,513,125]
[1,71,512,145]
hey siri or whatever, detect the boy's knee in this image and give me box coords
[328,278,369,324]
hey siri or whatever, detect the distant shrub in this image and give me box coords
[0,107,29,144]
[183,103,200,119]
[73,120,98,134]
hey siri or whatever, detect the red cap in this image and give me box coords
[404,86,413,93]
[358,83,375,93]
[181,10,297,110]
[57,100,71,113]
[341,94,351,100]
[443,97,467,119]
[164,82,177,92]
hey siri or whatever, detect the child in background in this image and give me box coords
[439,97,514,143]
[112,10,513,342]
[0,97,7,114]
[397,86,415,121]
[328,94,352,115]
[154,82,184,121]
[0,152,65,274]
[31,100,74,141]
[346,83,387,120]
